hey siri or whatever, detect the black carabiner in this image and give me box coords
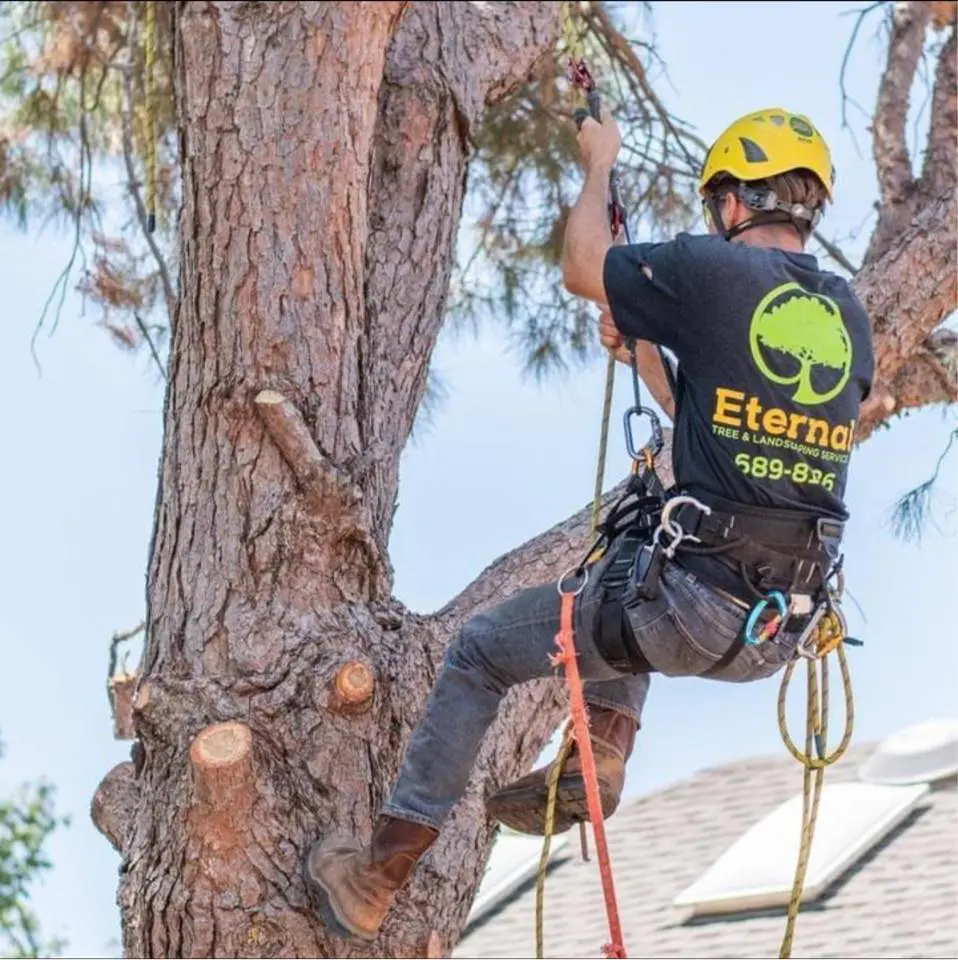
[624,405,664,462]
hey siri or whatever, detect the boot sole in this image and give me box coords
[487,775,617,836]
[302,852,377,944]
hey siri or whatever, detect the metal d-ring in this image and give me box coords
[557,565,589,597]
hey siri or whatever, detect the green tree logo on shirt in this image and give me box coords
[749,282,852,405]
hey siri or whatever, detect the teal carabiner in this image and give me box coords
[744,590,789,646]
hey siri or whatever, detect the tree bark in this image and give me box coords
[853,190,958,442]
[119,3,566,958]
[853,5,957,438]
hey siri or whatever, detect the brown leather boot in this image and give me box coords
[486,707,638,836]
[304,814,439,942]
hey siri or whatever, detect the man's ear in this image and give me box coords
[722,191,741,229]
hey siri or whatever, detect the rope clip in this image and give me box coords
[566,56,595,93]
[796,602,849,660]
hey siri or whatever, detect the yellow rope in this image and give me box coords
[591,353,617,536]
[145,0,157,233]
[776,610,855,959]
[534,725,575,959]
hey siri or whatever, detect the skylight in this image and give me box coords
[672,780,930,918]
[465,830,572,930]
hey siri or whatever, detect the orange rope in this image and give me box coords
[552,590,628,959]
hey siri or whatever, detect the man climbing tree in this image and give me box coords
[0,2,955,958]
[304,103,875,943]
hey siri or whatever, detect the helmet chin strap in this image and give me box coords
[726,210,804,242]
[708,195,807,244]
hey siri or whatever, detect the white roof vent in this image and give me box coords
[672,780,929,919]
[859,718,958,786]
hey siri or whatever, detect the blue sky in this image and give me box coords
[0,2,955,956]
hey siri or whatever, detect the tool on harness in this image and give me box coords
[630,494,710,602]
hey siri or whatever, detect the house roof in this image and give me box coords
[455,740,958,959]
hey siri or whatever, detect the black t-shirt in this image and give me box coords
[603,233,875,521]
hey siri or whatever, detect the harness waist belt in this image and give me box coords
[670,490,845,603]
[672,491,845,557]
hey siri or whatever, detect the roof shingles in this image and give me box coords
[455,744,958,959]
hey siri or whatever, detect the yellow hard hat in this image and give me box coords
[698,108,835,201]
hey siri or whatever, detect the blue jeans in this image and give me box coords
[383,551,796,830]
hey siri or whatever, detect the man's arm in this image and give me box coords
[563,111,678,420]
[561,160,614,304]
[599,309,676,420]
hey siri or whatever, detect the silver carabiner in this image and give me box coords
[653,495,712,558]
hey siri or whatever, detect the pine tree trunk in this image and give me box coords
[111,3,580,957]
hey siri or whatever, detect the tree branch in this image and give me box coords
[840,2,889,133]
[813,229,861,274]
[189,722,254,815]
[853,190,958,441]
[254,390,362,511]
[360,2,561,535]
[585,3,703,173]
[920,23,957,198]
[91,761,138,854]
[120,18,175,336]
[873,1,930,206]
[458,1,562,117]
[875,329,958,420]
[436,434,674,629]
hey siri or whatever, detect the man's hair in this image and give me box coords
[762,169,830,237]
[705,168,829,239]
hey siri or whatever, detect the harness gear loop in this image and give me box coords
[551,586,628,960]
[775,596,856,959]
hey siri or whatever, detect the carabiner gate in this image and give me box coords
[744,590,790,646]
[624,405,664,463]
